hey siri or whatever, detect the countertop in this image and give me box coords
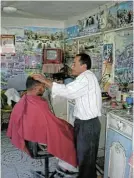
[102,101,133,123]
[68,99,133,123]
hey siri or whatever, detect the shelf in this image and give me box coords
[65,31,102,41]
[65,25,133,41]
[103,25,133,34]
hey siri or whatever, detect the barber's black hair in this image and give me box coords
[76,53,91,70]
[26,76,41,89]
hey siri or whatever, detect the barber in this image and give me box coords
[33,53,102,178]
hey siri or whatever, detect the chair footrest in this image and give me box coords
[32,171,45,178]
[31,171,57,178]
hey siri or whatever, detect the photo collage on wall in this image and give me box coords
[64,26,79,40]
[107,1,133,30]
[64,39,79,68]
[1,26,64,90]
[98,8,107,31]
[117,1,133,28]
[65,1,133,40]
[77,13,100,36]
[1,27,26,89]
[64,1,133,91]
[79,36,103,81]
[106,4,118,30]
[115,30,133,85]
[24,27,64,55]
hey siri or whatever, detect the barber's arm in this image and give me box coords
[51,80,88,99]
[32,74,89,99]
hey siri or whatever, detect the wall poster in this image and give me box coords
[64,39,78,67]
[24,26,64,55]
[64,25,79,39]
[1,26,64,90]
[115,30,133,85]
[106,1,133,30]
[5,27,25,42]
[77,13,100,36]
[117,1,133,28]
[98,9,107,31]
[101,44,114,91]
[79,36,103,81]
[106,4,118,30]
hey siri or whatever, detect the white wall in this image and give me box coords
[1,16,64,28]
[1,1,114,29]
[64,1,114,28]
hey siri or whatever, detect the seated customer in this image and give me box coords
[7,76,77,170]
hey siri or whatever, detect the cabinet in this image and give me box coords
[104,111,133,178]
[98,114,107,157]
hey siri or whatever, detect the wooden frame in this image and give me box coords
[42,48,62,64]
[0,35,15,56]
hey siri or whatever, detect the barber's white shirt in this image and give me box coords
[52,70,102,120]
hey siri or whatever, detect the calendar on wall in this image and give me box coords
[0,35,15,55]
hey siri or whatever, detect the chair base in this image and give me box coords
[33,171,44,178]
[32,171,56,178]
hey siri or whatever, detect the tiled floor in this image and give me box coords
[1,131,57,178]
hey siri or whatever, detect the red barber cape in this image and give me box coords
[7,95,77,167]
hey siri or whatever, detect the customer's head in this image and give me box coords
[71,53,91,76]
[26,76,45,96]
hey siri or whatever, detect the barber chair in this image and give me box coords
[25,141,57,178]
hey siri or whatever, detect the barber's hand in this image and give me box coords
[32,74,53,88]
[32,74,46,83]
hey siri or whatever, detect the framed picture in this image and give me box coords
[103,44,113,64]
[0,35,15,56]
[77,13,100,36]
[67,100,75,126]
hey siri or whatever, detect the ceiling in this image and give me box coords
[1,1,108,20]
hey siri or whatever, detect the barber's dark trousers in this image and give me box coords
[74,117,101,178]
